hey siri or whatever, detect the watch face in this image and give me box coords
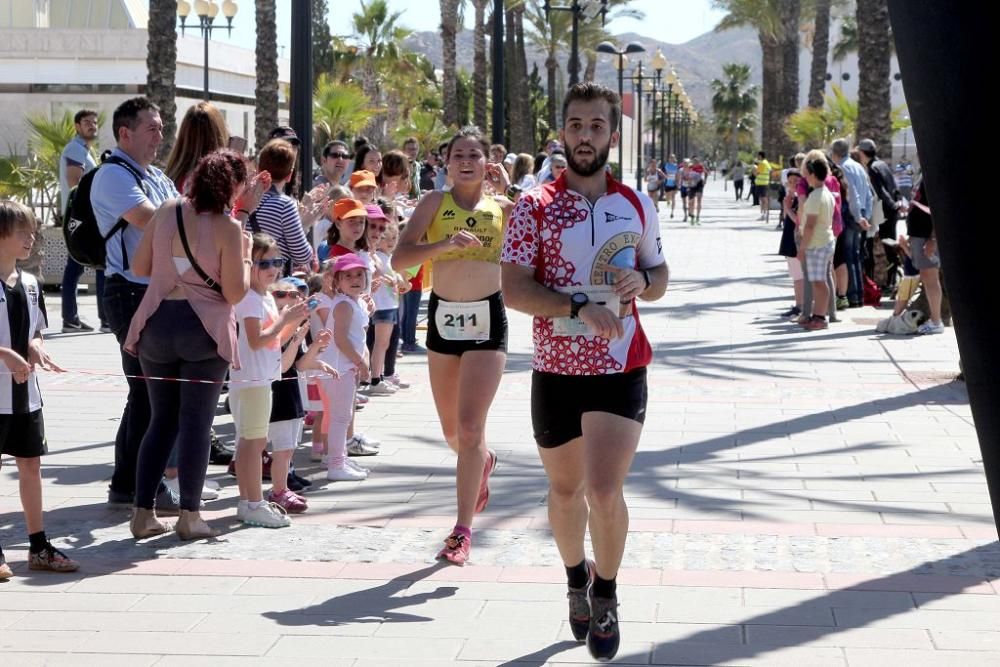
[572,293,588,305]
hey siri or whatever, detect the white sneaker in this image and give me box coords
[345,459,370,476]
[164,476,218,501]
[355,433,381,449]
[918,320,945,335]
[346,436,379,457]
[367,382,396,396]
[236,500,249,521]
[355,393,369,405]
[326,465,368,482]
[201,485,219,501]
[386,374,410,389]
[204,479,220,490]
[242,501,291,528]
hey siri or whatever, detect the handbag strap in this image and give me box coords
[175,202,223,294]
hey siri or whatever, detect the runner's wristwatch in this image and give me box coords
[570,292,589,319]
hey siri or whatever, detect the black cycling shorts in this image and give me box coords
[426,291,508,356]
[531,367,648,448]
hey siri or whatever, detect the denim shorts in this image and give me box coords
[371,308,398,324]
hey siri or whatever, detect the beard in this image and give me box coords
[565,142,610,177]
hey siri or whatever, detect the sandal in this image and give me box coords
[0,551,13,579]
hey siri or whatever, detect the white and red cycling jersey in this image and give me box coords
[502,172,665,376]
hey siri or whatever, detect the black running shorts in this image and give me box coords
[531,367,648,448]
[426,291,508,356]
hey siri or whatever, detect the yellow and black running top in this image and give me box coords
[426,192,505,264]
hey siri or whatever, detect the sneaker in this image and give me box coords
[848,300,863,308]
[209,433,234,465]
[345,459,370,477]
[474,449,498,514]
[587,592,621,661]
[347,436,379,457]
[107,488,134,508]
[61,318,94,333]
[242,501,291,528]
[355,393,369,405]
[836,296,850,311]
[801,316,829,331]
[385,374,410,389]
[99,323,113,334]
[267,488,308,514]
[289,471,312,488]
[781,306,802,318]
[28,543,80,573]
[918,320,945,335]
[286,473,306,493]
[437,532,471,565]
[367,382,396,396]
[163,476,218,501]
[568,559,596,641]
[204,479,220,490]
[154,484,181,516]
[0,552,12,579]
[326,465,368,482]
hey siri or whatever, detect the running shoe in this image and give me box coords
[347,436,379,457]
[385,374,410,389]
[568,559,596,641]
[437,532,471,565]
[781,305,802,318]
[836,296,850,311]
[587,592,621,661]
[0,551,12,579]
[326,465,367,482]
[267,488,308,514]
[61,318,94,333]
[28,542,80,573]
[367,382,397,396]
[242,502,291,528]
[474,449,498,513]
[345,459,370,476]
[918,320,945,335]
[801,316,829,331]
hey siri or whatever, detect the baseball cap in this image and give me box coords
[267,125,300,146]
[332,198,367,220]
[331,253,368,274]
[349,170,378,189]
[285,276,307,290]
[364,204,388,220]
[503,152,517,166]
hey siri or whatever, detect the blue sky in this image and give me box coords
[213,0,727,57]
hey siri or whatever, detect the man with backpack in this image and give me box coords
[59,109,106,333]
[89,97,179,507]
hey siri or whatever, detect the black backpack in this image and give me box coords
[63,155,144,269]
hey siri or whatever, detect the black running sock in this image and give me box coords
[566,560,590,589]
[28,531,48,554]
[593,574,617,599]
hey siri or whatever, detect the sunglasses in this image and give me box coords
[255,258,286,269]
[369,224,388,232]
[326,151,350,159]
[271,290,303,299]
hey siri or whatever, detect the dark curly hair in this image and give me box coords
[186,149,249,214]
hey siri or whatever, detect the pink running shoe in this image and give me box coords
[437,532,471,565]
[267,488,308,514]
[474,449,498,514]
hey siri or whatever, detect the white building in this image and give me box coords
[0,0,290,156]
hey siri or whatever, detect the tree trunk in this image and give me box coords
[473,0,489,130]
[583,50,597,82]
[778,0,801,159]
[255,0,279,151]
[545,53,559,131]
[440,0,460,128]
[759,35,783,159]
[504,5,516,147]
[856,0,893,157]
[512,6,532,152]
[808,0,831,108]
[146,0,177,164]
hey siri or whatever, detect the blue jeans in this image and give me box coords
[61,257,106,324]
[400,289,422,346]
[103,276,150,497]
[842,224,864,304]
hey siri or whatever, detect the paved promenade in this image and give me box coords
[1,179,997,665]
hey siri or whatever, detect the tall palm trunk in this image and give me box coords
[440,0,460,128]
[759,35,783,158]
[472,0,489,129]
[504,4,516,147]
[856,0,893,156]
[255,0,279,151]
[545,51,559,131]
[146,0,177,164]
[778,0,800,158]
[512,5,532,152]
[583,50,597,82]
[808,0,831,108]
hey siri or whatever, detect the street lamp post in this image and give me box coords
[596,40,645,177]
[650,49,666,168]
[177,0,239,101]
[631,61,648,190]
[663,69,676,162]
[545,0,609,87]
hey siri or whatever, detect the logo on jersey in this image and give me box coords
[464,216,477,229]
[591,231,639,317]
[656,236,662,255]
[442,209,456,220]
[605,211,631,224]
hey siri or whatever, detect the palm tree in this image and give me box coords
[510,2,533,151]
[832,14,857,63]
[312,0,335,84]
[577,0,643,83]
[147,0,178,164]
[255,0,279,151]
[711,63,759,165]
[807,0,831,108]
[472,0,491,130]
[524,0,567,133]
[778,0,800,155]
[440,0,462,128]
[313,75,383,161]
[714,0,784,158]
[352,0,413,143]
[785,84,910,149]
[855,0,893,154]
